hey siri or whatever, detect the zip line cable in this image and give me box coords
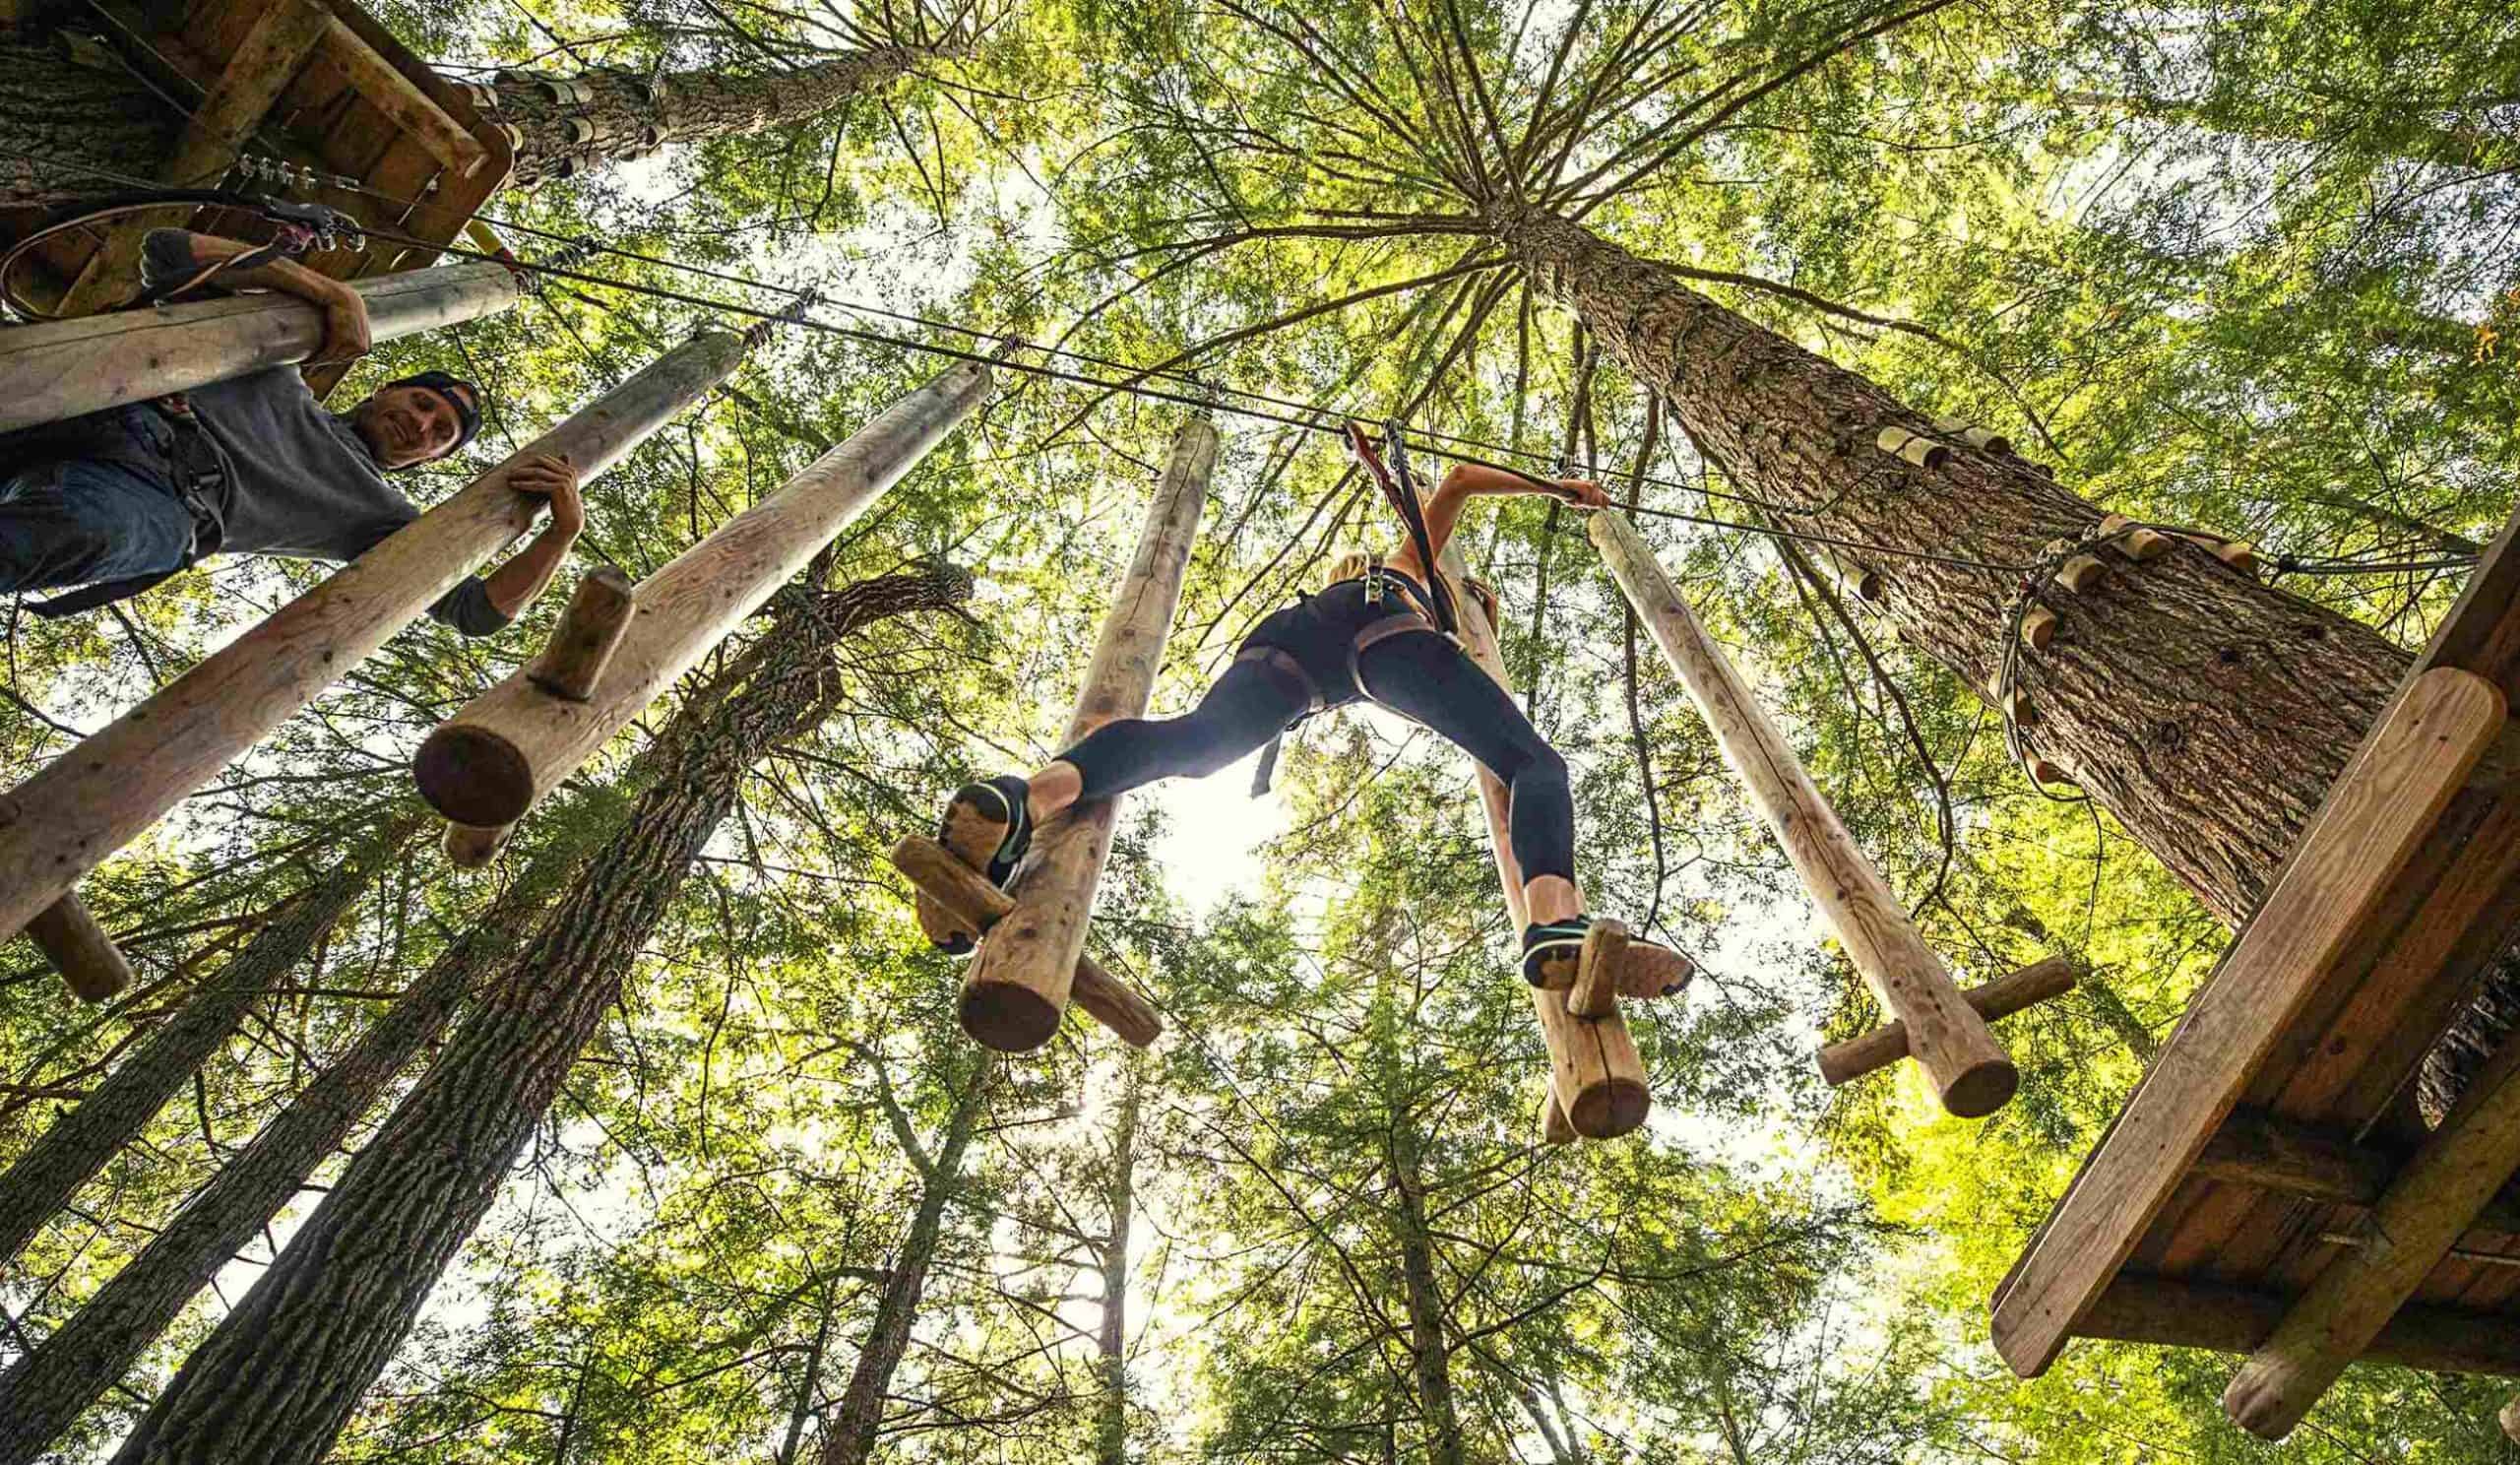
[2,147,2481,586]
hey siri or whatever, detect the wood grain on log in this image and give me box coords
[958,423,1212,1051]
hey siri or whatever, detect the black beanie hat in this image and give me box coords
[382,370,482,456]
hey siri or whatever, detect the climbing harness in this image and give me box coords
[1245,423,1505,796]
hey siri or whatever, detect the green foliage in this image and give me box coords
[4,0,2518,1459]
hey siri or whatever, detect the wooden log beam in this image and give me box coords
[1818,956,2077,1088]
[2194,1106,2520,1237]
[55,0,336,318]
[525,567,635,702]
[440,821,510,869]
[0,262,521,434]
[2079,1276,2520,1378]
[1590,508,2017,1117]
[23,894,134,1003]
[889,836,1161,1049]
[1441,541,1651,1140]
[0,331,750,948]
[317,16,488,178]
[1989,667,2509,1377]
[957,423,1213,1051]
[2224,1017,2520,1437]
[416,362,989,829]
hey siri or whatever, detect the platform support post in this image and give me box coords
[413,360,988,829]
[957,422,1214,1051]
[1589,508,2019,1117]
[0,262,522,434]
[0,331,750,960]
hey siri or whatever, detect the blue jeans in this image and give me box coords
[0,460,194,594]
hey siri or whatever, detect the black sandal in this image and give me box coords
[1521,915,1693,998]
[916,775,1034,955]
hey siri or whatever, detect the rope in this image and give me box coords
[3,155,2483,599]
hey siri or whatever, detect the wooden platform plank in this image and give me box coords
[2224,1018,2520,1437]
[2078,1275,2520,1378]
[1989,667,2508,1377]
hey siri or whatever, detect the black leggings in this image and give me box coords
[1058,622,1576,884]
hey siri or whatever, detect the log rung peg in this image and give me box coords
[1568,919,1628,1019]
[889,835,1162,1048]
[2098,514,2173,562]
[1875,425,1949,470]
[1960,425,2013,454]
[1538,1085,1578,1146]
[2028,756,2075,789]
[2021,606,2058,652]
[1984,677,2036,727]
[526,567,636,702]
[25,893,135,1003]
[2055,554,2107,593]
[442,821,512,868]
[2202,536,2258,574]
[1817,546,1883,602]
[1817,956,2075,1090]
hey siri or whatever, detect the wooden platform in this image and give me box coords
[3,0,511,396]
[1990,496,2520,1435]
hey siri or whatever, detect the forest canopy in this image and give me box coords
[1,0,2516,1460]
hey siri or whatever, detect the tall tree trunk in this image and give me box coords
[0,810,422,1271]
[0,846,565,1465]
[817,1058,990,1465]
[102,564,973,1465]
[1496,202,2406,928]
[487,46,920,190]
[1387,1126,1464,1465]
[1093,1058,1140,1465]
[0,40,175,205]
[777,1280,840,1465]
[1491,205,2520,1115]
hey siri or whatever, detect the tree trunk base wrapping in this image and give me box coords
[2422,959,2520,1126]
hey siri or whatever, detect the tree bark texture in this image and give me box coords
[487,47,916,190]
[1497,203,2405,931]
[0,810,423,1272]
[816,1061,989,1465]
[106,564,972,1465]
[1094,1060,1140,1465]
[1490,205,2520,1118]
[0,833,560,1465]
[0,40,174,206]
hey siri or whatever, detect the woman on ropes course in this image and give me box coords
[918,422,1690,996]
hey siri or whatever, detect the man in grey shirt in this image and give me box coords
[0,227,583,637]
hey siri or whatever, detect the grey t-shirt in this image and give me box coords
[180,367,510,638]
[137,229,507,637]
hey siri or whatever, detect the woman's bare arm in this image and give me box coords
[1387,462,1608,584]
